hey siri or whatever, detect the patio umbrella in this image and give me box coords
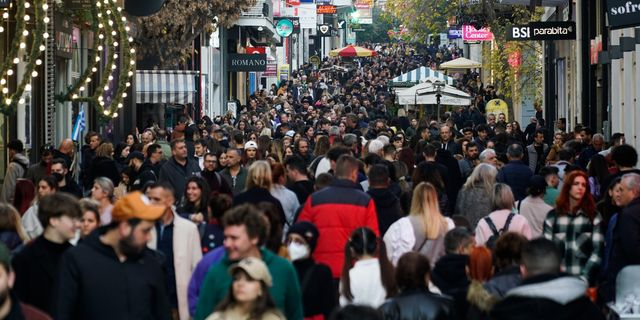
[440,57,482,69]
[329,45,377,57]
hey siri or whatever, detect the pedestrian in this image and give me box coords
[454,163,498,228]
[90,177,115,225]
[201,152,233,196]
[205,257,284,320]
[51,159,82,198]
[339,227,396,308]
[270,163,299,229]
[220,148,249,196]
[284,155,314,205]
[233,161,286,225]
[0,140,29,204]
[384,182,454,266]
[543,170,603,284]
[490,238,605,320]
[13,193,81,316]
[0,243,52,319]
[55,191,171,319]
[496,144,533,201]
[286,221,335,319]
[78,199,100,239]
[367,164,402,235]
[146,182,203,320]
[25,144,54,185]
[516,175,553,237]
[194,204,303,320]
[22,176,59,240]
[483,232,528,298]
[298,154,379,280]
[159,138,202,201]
[86,143,120,187]
[380,252,453,320]
[177,176,211,226]
[465,246,497,320]
[0,203,28,253]
[475,183,532,246]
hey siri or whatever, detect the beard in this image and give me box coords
[119,232,144,259]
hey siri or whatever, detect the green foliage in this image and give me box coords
[355,7,394,43]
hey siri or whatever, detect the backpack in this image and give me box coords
[484,213,516,248]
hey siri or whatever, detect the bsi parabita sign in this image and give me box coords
[607,0,640,29]
[228,54,267,71]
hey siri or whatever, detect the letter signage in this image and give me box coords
[506,22,576,41]
[228,54,267,72]
[462,25,494,41]
[607,0,640,29]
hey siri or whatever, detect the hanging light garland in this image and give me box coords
[59,0,136,119]
[0,0,49,114]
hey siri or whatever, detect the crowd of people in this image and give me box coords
[0,42,637,320]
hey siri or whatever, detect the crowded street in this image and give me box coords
[0,0,639,319]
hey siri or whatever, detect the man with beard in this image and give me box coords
[51,159,82,198]
[56,191,170,320]
[458,142,480,179]
[0,243,51,319]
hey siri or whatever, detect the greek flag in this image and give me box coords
[72,107,86,142]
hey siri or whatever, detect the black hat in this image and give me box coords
[126,151,145,162]
[287,221,319,252]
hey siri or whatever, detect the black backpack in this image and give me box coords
[484,212,516,248]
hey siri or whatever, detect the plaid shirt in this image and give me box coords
[543,209,604,283]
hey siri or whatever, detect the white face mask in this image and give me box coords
[288,242,310,261]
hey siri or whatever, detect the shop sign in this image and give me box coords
[317,5,336,14]
[318,24,333,37]
[246,47,266,54]
[286,0,300,6]
[316,0,332,4]
[448,28,462,39]
[275,18,294,37]
[228,54,267,71]
[607,0,640,29]
[462,25,494,41]
[55,14,74,59]
[506,21,576,41]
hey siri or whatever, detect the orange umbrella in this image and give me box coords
[329,45,377,57]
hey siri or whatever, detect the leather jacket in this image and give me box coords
[379,287,453,320]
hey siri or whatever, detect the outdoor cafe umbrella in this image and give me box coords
[329,45,378,57]
[439,57,482,69]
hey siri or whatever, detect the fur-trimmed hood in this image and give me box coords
[467,280,500,312]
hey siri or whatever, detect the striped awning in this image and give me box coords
[390,67,454,87]
[136,70,198,104]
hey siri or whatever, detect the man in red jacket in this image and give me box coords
[298,154,379,280]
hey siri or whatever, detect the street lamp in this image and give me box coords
[433,80,445,122]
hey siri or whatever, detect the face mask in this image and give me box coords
[288,242,310,261]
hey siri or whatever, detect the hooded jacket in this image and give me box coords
[367,187,402,235]
[55,230,171,320]
[0,153,29,203]
[130,160,159,191]
[490,274,605,320]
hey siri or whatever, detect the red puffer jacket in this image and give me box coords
[298,179,379,278]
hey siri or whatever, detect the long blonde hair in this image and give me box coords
[410,182,448,239]
[246,160,273,191]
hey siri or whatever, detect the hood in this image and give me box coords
[367,188,399,207]
[506,275,587,305]
[12,153,29,166]
[467,280,499,312]
[432,254,469,292]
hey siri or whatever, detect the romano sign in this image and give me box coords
[228,54,267,71]
[507,21,576,41]
[607,0,640,29]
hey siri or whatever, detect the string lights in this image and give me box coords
[0,0,48,114]
[59,0,136,119]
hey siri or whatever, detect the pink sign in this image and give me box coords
[462,25,494,41]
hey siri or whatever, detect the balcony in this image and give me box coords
[241,0,273,22]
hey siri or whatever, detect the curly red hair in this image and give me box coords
[555,170,597,221]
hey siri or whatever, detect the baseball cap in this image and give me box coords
[112,191,166,222]
[244,141,258,150]
[228,257,273,287]
[125,151,145,162]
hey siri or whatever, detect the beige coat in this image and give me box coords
[148,213,202,320]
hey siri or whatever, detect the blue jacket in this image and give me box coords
[497,160,533,201]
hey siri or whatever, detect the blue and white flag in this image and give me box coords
[72,107,86,142]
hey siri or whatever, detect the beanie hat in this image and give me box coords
[287,221,319,252]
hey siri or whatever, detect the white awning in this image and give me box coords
[136,70,198,104]
[396,81,472,106]
[390,67,454,87]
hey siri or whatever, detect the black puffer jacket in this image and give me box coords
[379,287,453,320]
[367,188,402,236]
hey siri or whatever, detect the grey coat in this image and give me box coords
[454,185,492,228]
[0,153,29,203]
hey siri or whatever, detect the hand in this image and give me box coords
[191,213,204,223]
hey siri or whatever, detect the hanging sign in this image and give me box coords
[606,0,640,29]
[506,21,576,41]
[317,5,336,14]
[318,24,333,37]
[462,25,494,41]
[275,18,294,38]
[228,54,267,71]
